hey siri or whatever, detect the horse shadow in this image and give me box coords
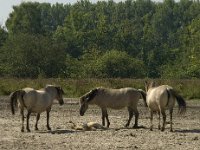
[114,125,148,131]
[37,129,76,134]
[174,129,200,134]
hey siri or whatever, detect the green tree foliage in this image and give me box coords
[0,26,8,76]
[95,50,145,78]
[6,2,68,35]
[0,33,66,78]
[0,26,8,47]
[1,0,200,79]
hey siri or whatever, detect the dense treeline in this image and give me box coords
[0,0,200,79]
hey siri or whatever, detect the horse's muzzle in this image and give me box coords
[80,111,84,116]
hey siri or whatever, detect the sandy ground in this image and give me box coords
[0,96,200,150]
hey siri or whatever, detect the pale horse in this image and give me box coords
[79,87,147,128]
[10,85,64,132]
[145,81,186,132]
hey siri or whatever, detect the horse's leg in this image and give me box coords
[35,113,40,131]
[169,109,173,132]
[46,110,51,130]
[101,108,106,126]
[20,109,25,132]
[26,110,31,132]
[101,108,110,128]
[105,109,110,128]
[125,107,133,127]
[133,108,139,128]
[161,110,166,131]
[150,110,153,131]
[158,111,161,130]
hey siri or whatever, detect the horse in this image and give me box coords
[10,85,64,132]
[145,81,186,132]
[79,87,147,128]
[70,121,106,131]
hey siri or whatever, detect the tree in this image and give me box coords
[96,50,146,78]
[6,2,69,35]
[6,2,42,34]
[1,33,66,78]
[0,25,8,47]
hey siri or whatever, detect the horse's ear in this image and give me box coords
[144,81,149,91]
[150,81,156,87]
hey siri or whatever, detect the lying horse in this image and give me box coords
[10,85,64,132]
[145,81,186,132]
[79,87,147,128]
[70,121,106,131]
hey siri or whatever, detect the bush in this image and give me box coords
[95,50,146,78]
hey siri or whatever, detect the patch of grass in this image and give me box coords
[0,78,200,100]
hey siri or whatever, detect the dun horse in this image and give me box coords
[10,85,64,132]
[145,81,186,132]
[79,87,147,128]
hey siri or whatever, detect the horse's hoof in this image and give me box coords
[35,128,39,131]
[125,124,129,128]
[133,125,139,129]
[21,129,24,132]
[27,129,31,132]
[47,127,51,131]
[161,128,165,132]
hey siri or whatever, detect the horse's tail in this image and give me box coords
[167,88,186,114]
[138,89,147,107]
[10,90,26,115]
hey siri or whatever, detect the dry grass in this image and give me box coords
[0,78,200,99]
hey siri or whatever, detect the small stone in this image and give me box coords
[192,136,198,140]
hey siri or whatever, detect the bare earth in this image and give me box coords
[0,96,200,150]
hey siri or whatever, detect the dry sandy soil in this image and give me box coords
[0,96,200,150]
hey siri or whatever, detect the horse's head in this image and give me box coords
[79,88,98,116]
[55,86,64,106]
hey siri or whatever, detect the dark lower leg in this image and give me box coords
[161,111,166,131]
[133,111,139,128]
[46,111,51,130]
[105,114,110,128]
[170,109,173,132]
[20,109,24,132]
[26,110,31,132]
[35,113,40,130]
[125,107,133,127]
[158,112,161,130]
[101,108,105,126]
[150,111,153,131]
[101,115,105,126]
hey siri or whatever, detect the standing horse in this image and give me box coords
[10,85,64,132]
[145,81,186,132]
[79,87,147,128]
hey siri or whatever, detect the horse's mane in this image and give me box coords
[81,88,100,102]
